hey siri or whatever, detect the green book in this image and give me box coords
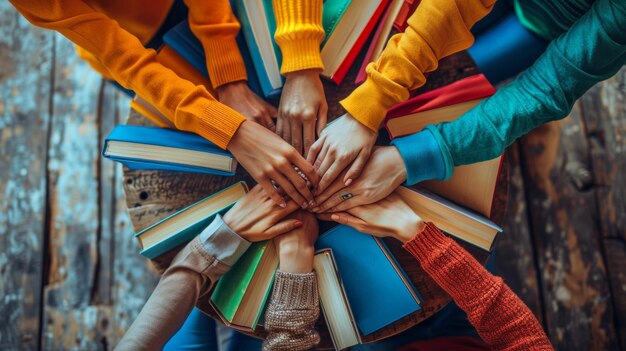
[210,240,279,330]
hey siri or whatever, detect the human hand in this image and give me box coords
[217,81,277,131]
[312,146,406,213]
[317,193,423,243]
[273,210,319,273]
[308,113,377,193]
[277,69,327,156]
[228,120,319,209]
[222,185,302,242]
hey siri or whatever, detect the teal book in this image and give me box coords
[315,225,422,336]
[103,125,237,176]
[134,182,248,259]
[210,240,279,330]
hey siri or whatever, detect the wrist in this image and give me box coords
[395,216,425,243]
[278,243,314,273]
[216,80,248,99]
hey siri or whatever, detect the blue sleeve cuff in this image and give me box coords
[198,214,251,267]
[391,129,449,186]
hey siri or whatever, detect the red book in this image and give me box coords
[330,0,390,85]
[384,74,500,217]
[393,0,421,32]
[385,74,495,138]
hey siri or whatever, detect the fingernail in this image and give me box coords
[311,207,320,212]
[302,202,308,209]
[331,214,339,221]
[309,200,317,207]
[345,178,352,186]
[279,202,287,208]
[294,221,303,228]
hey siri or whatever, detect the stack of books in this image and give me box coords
[234,0,390,94]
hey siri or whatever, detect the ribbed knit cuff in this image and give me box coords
[270,271,318,309]
[391,129,448,185]
[279,39,324,74]
[403,222,502,308]
[174,86,246,149]
[202,39,248,88]
[340,77,399,132]
[273,0,325,74]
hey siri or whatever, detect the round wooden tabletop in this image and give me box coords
[122,51,509,349]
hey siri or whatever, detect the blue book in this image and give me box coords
[134,182,249,259]
[103,125,237,176]
[233,0,283,99]
[163,19,264,98]
[315,225,422,336]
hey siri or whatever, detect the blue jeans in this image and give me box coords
[163,308,262,351]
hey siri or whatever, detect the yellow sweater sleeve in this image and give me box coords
[10,0,245,149]
[185,0,248,88]
[273,0,325,74]
[341,0,495,131]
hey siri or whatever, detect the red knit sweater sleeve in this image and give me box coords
[403,222,554,351]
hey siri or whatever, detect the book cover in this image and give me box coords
[385,73,495,128]
[103,125,236,176]
[163,19,264,98]
[321,0,353,45]
[315,225,421,336]
[330,0,390,84]
[210,240,277,329]
[135,182,248,259]
[396,186,503,251]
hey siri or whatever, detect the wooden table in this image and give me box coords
[122,51,508,349]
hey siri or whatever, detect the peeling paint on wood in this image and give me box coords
[0,2,52,350]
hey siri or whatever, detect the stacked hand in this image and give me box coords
[277,69,328,157]
[217,81,277,131]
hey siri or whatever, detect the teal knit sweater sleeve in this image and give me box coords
[428,0,626,170]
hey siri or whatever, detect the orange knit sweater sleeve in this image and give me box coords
[185,0,248,89]
[9,0,245,149]
[403,223,554,351]
[341,0,495,131]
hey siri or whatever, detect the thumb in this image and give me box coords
[262,219,302,239]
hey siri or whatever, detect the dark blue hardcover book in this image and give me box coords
[163,19,265,98]
[103,125,237,176]
[315,225,422,336]
[135,182,248,259]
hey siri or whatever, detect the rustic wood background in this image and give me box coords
[1,3,625,350]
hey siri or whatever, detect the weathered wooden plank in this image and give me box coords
[494,144,544,322]
[95,81,117,306]
[110,91,160,347]
[0,4,53,350]
[519,103,618,350]
[41,34,108,350]
[579,66,626,348]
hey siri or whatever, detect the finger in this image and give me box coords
[312,178,348,211]
[267,103,278,118]
[344,149,370,186]
[265,116,276,133]
[272,170,309,208]
[317,189,353,213]
[277,160,314,204]
[316,104,328,137]
[303,119,316,159]
[261,219,302,239]
[318,158,347,194]
[307,134,326,164]
[329,212,368,231]
[329,194,363,213]
[290,119,303,155]
[276,116,284,138]
[315,213,334,221]
[282,117,292,145]
[259,178,287,208]
[288,152,320,190]
[313,142,329,172]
